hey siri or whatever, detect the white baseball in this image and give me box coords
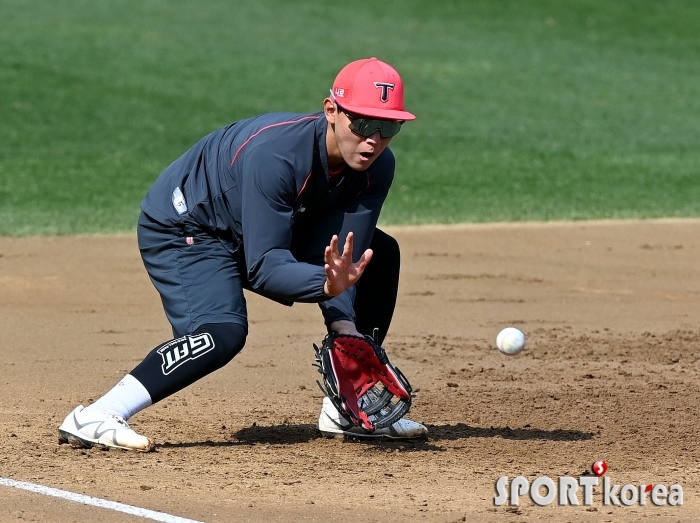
[496,327,526,355]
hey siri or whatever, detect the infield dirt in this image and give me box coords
[1,220,699,522]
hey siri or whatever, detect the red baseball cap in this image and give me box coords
[331,57,415,121]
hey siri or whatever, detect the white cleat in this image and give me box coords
[318,397,428,440]
[58,405,155,452]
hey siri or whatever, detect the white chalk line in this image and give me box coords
[0,477,205,523]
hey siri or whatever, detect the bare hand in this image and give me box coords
[323,232,373,297]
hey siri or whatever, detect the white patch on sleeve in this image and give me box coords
[172,187,188,215]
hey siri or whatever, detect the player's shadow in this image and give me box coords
[156,423,321,449]
[231,423,444,451]
[158,422,591,451]
[426,423,595,442]
[233,423,320,445]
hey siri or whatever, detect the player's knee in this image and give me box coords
[193,322,247,369]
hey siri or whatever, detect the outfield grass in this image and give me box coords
[1,0,699,233]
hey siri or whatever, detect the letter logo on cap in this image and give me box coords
[373,82,395,102]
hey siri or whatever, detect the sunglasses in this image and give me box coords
[330,93,403,139]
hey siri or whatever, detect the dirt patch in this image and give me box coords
[1,219,699,522]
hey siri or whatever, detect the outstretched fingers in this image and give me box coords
[323,233,374,297]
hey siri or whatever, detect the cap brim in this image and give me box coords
[341,105,416,121]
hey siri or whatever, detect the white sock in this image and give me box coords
[83,374,152,420]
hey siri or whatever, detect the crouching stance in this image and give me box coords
[59,57,427,451]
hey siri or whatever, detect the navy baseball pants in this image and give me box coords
[130,211,400,403]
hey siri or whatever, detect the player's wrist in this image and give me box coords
[329,320,360,336]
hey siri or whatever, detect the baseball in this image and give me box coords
[496,327,526,355]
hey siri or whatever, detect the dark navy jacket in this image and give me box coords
[141,111,395,324]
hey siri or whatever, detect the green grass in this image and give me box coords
[1,0,699,233]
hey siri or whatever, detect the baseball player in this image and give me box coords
[58,57,427,452]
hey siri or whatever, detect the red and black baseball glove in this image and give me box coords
[313,332,413,432]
